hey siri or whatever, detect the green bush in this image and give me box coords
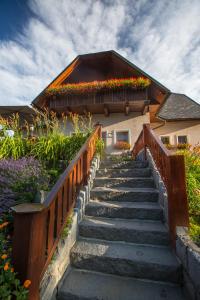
[95,138,105,157]
[177,147,200,246]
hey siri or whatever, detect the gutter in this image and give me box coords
[151,119,166,130]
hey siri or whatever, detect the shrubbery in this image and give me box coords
[0,215,30,299]
[177,146,200,246]
[0,111,94,298]
[0,111,94,212]
[0,157,49,214]
[114,141,130,150]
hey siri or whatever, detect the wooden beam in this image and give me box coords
[83,106,88,116]
[142,105,149,115]
[66,107,72,116]
[125,103,130,116]
[104,105,109,117]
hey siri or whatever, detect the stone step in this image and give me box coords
[90,187,159,202]
[58,268,186,300]
[97,168,151,178]
[79,216,169,245]
[94,177,155,188]
[71,238,182,284]
[85,200,163,220]
[100,160,148,169]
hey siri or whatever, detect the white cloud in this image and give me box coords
[0,0,200,105]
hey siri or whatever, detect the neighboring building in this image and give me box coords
[32,50,200,153]
[152,93,200,147]
[0,106,36,125]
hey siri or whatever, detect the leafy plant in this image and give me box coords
[177,143,191,150]
[95,138,105,157]
[177,147,200,246]
[0,215,30,299]
[61,215,73,239]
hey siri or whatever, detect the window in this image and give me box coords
[177,135,188,144]
[116,131,129,143]
[161,136,170,145]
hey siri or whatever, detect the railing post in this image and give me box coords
[12,204,46,300]
[83,149,89,185]
[143,124,150,160]
[167,155,189,247]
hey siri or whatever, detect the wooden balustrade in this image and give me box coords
[132,124,189,247]
[49,88,149,108]
[11,125,101,300]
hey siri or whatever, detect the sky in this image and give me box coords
[0,0,200,106]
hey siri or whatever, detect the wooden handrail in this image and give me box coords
[132,124,189,247]
[11,125,101,300]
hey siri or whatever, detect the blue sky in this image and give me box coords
[0,0,200,105]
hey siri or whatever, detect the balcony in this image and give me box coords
[49,87,149,109]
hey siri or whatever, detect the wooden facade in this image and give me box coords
[32,51,169,120]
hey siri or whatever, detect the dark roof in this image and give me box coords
[157,93,200,121]
[0,106,36,123]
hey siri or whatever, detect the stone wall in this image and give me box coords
[176,227,200,300]
[137,149,200,300]
[39,155,100,300]
[136,149,168,223]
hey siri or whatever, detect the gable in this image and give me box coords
[32,50,169,110]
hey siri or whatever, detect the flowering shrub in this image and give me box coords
[0,216,30,299]
[177,143,191,150]
[177,146,200,246]
[0,112,92,168]
[45,77,151,97]
[0,157,49,214]
[114,141,131,150]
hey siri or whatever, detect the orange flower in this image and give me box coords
[4,263,9,271]
[0,222,9,229]
[11,268,14,273]
[2,222,9,227]
[1,254,7,260]
[23,280,31,288]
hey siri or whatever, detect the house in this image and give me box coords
[0,106,36,125]
[32,50,200,152]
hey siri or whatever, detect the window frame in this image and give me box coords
[177,135,188,145]
[114,129,131,145]
[160,135,171,145]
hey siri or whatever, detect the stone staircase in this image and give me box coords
[58,157,186,300]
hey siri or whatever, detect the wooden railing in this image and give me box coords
[132,124,189,247]
[49,88,149,108]
[11,125,101,300]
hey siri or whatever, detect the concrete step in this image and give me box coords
[97,168,151,178]
[93,177,155,188]
[100,160,148,169]
[85,200,163,220]
[58,268,186,300]
[71,238,182,284]
[90,187,159,202]
[79,216,169,245]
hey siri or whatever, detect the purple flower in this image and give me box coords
[0,157,49,214]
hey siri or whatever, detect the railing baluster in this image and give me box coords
[11,125,101,300]
[132,124,189,247]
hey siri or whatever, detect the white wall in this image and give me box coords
[152,120,200,146]
[61,112,150,154]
